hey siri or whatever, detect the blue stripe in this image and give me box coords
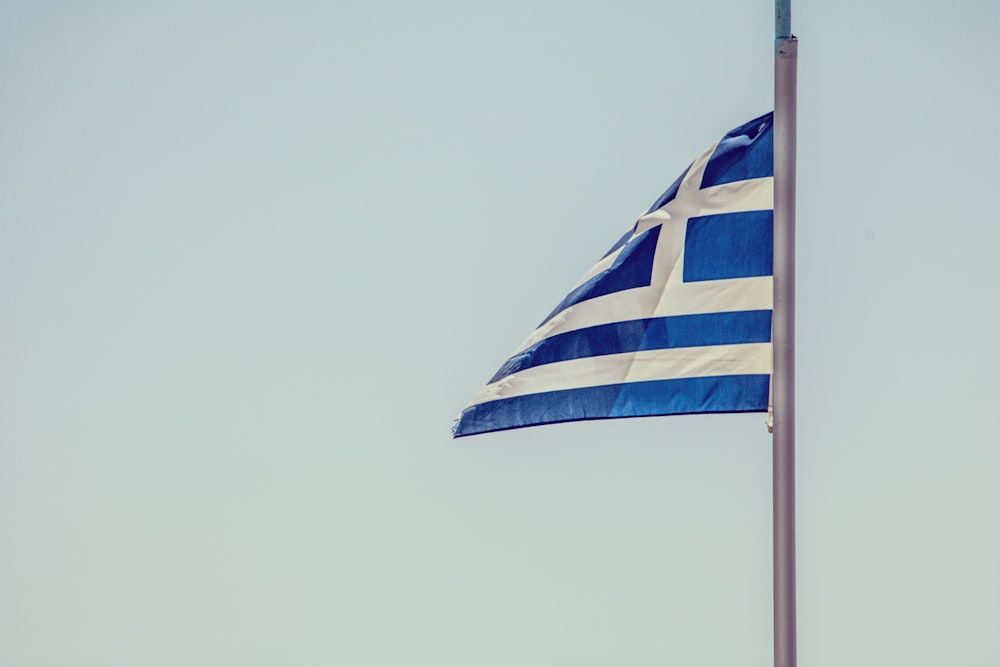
[454,374,770,436]
[490,310,771,383]
[701,112,773,188]
[541,224,661,325]
[683,210,773,282]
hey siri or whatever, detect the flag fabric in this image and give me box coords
[454,112,774,437]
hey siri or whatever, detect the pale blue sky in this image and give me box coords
[2,1,999,666]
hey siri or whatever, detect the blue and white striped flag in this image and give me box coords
[455,112,774,437]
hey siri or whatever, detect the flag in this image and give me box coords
[454,112,774,437]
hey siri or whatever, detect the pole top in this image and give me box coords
[776,0,791,39]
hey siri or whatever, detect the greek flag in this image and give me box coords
[455,112,774,437]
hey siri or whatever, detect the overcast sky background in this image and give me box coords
[2,1,999,665]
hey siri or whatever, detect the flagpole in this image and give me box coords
[773,2,797,667]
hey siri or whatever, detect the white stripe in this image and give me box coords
[514,276,772,355]
[468,343,771,407]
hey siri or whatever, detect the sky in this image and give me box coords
[1,1,999,665]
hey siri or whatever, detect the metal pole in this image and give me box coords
[773,2,797,666]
